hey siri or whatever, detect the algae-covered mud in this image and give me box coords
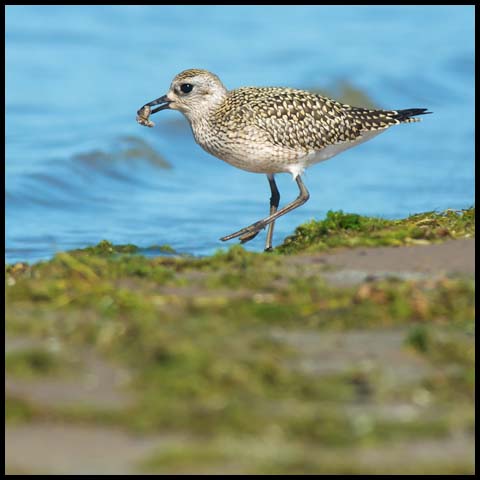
[5,209,475,474]
[278,207,475,253]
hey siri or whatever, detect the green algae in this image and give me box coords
[277,207,475,254]
[66,240,177,258]
[71,239,140,256]
[5,396,37,424]
[5,348,76,379]
[5,209,475,474]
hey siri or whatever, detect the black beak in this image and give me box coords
[138,95,171,116]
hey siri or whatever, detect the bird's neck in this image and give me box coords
[187,102,228,157]
[186,89,228,126]
[188,113,215,150]
[188,108,220,140]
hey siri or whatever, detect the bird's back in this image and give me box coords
[192,86,429,175]
[220,87,425,150]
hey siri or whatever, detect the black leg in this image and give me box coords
[265,174,280,251]
[220,175,309,243]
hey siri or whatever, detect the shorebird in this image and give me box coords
[137,69,430,251]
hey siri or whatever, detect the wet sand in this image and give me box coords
[303,238,474,275]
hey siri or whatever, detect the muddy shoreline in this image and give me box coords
[6,209,475,474]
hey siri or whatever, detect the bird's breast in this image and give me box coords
[190,121,299,174]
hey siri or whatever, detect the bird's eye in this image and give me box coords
[180,83,194,94]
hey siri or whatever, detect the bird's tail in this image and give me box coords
[393,108,432,123]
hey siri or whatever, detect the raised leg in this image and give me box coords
[229,174,279,246]
[220,175,310,243]
[265,174,280,251]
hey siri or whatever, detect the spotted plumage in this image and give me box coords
[212,86,424,156]
[138,68,431,250]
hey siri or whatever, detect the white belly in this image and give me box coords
[194,120,385,177]
[287,130,385,177]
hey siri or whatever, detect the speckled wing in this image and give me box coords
[221,87,418,154]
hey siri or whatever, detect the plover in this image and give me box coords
[137,69,431,251]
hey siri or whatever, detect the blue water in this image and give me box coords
[5,5,475,263]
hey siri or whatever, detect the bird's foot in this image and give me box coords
[239,230,261,243]
[220,220,267,243]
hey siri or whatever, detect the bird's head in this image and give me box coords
[141,69,228,123]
